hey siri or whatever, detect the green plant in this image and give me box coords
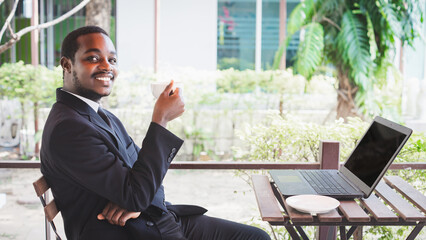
[183,125,215,161]
[275,0,423,119]
[0,61,62,156]
[217,57,240,70]
[216,69,259,93]
[216,69,307,94]
[236,114,426,164]
[235,115,370,163]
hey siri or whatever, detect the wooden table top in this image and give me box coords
[252,175,426,226]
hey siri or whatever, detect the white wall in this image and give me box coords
[160,0,217,71]
[116,0,217,72]
[116,0,155,71]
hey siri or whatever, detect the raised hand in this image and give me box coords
[152,80,185,128]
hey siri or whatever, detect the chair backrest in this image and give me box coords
[33,176,62,240]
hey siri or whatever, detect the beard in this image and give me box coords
[72,71,104,102]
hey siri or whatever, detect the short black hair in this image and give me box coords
[61,26,109,63]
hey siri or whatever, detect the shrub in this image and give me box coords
[0,61,62,156]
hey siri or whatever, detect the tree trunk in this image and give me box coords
[34,102,39,157]
[279,94,284,116]
[279,0,287,69]
[20,102,28,157]
[86,0,112,108]
[336,67,358,120]
[85,0,111,34]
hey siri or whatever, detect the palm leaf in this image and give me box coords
[337,10,372,91]
[359,0,389,62]
[294,22,324,78]
[317,0,345,18]
[377,0,422,45]
[377,0,403,38]
[287,0,315,37]
[359,0,398,82]
[365,12,377,61]
[272,0,315,70]
[398,0,423,45]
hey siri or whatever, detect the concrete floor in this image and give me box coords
[0,168,268,240]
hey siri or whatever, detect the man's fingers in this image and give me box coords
[172,86,180,96]
[98,201,139,227]
[118,211,141,226]
[118,212,130,227]
[111,208,126,225]
[101,202,113,218]
[163,80,174,95]
[105,203,120,223]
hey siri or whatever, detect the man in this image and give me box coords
[40,26,270,240]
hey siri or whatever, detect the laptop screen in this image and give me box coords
[344,121,408,187]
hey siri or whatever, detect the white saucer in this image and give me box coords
[286,195,340,215]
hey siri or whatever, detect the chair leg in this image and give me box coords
[45,215,51,240]
[50,221,62,240]
[44,192,51,240]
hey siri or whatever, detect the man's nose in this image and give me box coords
[98,58,113,71]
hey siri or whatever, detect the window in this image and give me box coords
[217,0,256,70]
[217,0,301,70]
[0,0,116,67]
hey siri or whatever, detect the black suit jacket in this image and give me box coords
[41,89,206,240]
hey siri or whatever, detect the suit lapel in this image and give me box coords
[111,125,134,167]
[88,110,118,141]
[91,112,134,167]
[56,88,133,167]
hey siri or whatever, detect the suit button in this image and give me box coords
[146,221,154,227]
[171,148,177,153]
[167,157,172,163]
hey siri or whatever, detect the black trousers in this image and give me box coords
[179,214,271,240]
[130,211,271,240]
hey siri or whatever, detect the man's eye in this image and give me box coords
[87,56,98,62]
[109,58,117,64]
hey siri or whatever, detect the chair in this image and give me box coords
[33,176,62,240]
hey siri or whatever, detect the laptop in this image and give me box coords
[270,116,412,199]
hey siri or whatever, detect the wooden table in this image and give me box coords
[252,175,426,240]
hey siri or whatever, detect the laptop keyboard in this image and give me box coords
[300,170,352,195]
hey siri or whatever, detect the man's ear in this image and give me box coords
[60,57,72,73]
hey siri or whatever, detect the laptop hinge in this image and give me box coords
[337,171,364,195]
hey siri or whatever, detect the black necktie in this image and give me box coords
[98,107,111,127]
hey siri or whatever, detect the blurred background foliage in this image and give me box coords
[0,61,62,156]
[275,0,423,119]
[0,61,424,239]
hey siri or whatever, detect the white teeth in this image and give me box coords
[96,77,111,81]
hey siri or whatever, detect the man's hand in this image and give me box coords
[152,80,185,128]
[97,202,141,226]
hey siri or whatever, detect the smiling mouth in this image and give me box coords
[95,76,112,81]
[94,75,114,82]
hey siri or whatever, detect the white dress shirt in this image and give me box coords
[61,89,100,112]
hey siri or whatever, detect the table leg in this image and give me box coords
[346,226,357,239]
[317,226,337,240]
[285,225,301,240]
[353,226,363,240]
[339,226,347,240]
[406,222,425,240]
[295,226,309,240]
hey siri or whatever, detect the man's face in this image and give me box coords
[62,33,118,102]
